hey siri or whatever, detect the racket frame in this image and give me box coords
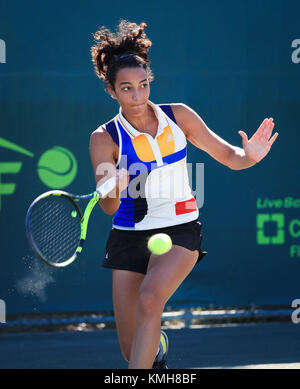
[25,176,116,267]
[25,190,99,268]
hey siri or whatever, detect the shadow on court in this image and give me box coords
[0,322,300,369]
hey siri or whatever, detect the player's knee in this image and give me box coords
[137,289,164,318]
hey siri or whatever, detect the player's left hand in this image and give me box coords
[238,118,279,163]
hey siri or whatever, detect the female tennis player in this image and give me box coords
[89,20,278,369]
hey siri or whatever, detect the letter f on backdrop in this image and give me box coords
[0,162,22,211]
[0,137,34,211]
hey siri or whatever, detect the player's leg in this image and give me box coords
[112,269,145,362]
[128,245,199,369]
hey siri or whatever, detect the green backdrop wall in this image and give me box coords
[0,0,299,314]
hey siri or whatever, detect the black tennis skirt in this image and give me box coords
[102,219,207,275]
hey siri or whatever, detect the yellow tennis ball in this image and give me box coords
[147,233,172,255]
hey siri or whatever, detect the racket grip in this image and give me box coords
[96,176,117,199]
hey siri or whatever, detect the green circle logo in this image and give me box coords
[37,146,77,188]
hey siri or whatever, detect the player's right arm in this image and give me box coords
[89,126,129,215]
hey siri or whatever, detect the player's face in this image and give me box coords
[109,67,150,117]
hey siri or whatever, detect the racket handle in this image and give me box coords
[96,176,117,199]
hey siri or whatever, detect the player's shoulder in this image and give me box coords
[168,102,190,113]
[159,102,189,112]
[90,122,114,148]
[90,124,106,140]
[160,103,192,123]
[90,115,117,138]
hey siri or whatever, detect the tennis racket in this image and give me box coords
[25,176,117,268]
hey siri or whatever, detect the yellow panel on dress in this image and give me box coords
[132,134,156,162]
[157,125,175,157]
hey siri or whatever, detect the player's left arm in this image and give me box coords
[171,103,279,170]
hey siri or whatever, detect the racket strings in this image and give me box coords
[29,196,81,264]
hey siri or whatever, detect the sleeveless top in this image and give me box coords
[104,100,199,230]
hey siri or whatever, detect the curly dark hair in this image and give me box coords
[90,20,154,90]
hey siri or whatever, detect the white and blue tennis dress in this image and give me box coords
[103,101,199,231]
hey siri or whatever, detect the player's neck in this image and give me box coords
[122,104,158,136]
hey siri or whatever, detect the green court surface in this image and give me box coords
[1,322,299,369]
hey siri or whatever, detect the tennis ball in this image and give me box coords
[147,233,172,255]
[71,210,77,218]
[37,146,77,189]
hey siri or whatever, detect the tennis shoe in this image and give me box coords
[152,330,168,369]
